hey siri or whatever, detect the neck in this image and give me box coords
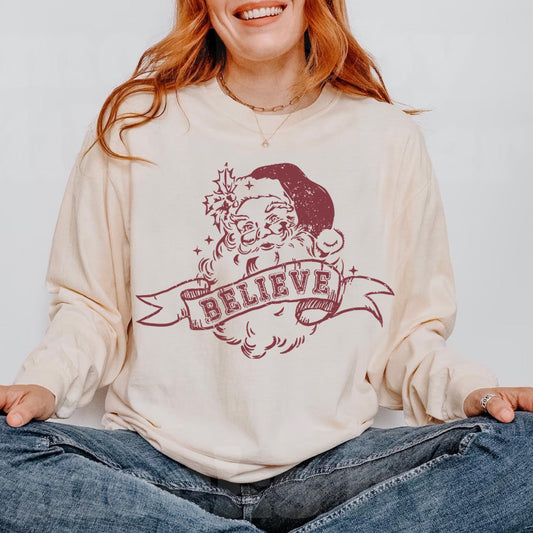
[221,49,321,115]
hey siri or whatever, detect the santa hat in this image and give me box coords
[248,163,335,238]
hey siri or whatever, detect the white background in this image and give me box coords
[1,1,532,428]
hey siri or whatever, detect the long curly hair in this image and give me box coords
[90,0,428,163]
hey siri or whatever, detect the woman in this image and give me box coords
[1,1,532,531]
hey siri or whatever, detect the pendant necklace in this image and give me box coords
[253,111,295,148]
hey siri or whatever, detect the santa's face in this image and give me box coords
[199,189,314,286]
[231,195,298,254]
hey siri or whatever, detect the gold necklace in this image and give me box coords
[253,111,295,148]
[217,71,303,113]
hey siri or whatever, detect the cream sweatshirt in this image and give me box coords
[13,77,499,483]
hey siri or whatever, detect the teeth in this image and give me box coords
[240,6,284,20]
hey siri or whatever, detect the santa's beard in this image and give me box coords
[213,302,317,359]
[197,230,324,358]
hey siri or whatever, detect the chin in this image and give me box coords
[235,39,303,63]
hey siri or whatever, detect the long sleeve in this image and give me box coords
[367,120,499,425]
[12,122,131,419]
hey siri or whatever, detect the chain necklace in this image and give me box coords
[216,71,303,112]
[216,71,303,148]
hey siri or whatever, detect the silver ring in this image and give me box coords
[480,393,498,413]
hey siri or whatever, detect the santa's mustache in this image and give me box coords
[199,229,315,285]
[236,232,313,275]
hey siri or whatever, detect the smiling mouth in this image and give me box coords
[234,4,287,21]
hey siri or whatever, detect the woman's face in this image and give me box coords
[205,1,307,65]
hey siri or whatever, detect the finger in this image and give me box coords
[0,384,10,412]
[516,387,533,412]
[486,395,515,423]
[5,394,40,427]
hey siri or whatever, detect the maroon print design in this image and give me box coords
[137,163,394,359]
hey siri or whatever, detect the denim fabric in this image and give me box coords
[1,411,532,532]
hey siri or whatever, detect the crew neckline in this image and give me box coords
[199,76,341,135]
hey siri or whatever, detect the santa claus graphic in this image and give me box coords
[136,162,394,360]
[199,162,346,358]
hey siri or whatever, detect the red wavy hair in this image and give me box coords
[91,0,428,163]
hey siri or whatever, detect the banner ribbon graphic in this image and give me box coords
[136,259,394,329]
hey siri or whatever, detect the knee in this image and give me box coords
[484,410,533,435]
[506,410,533,436]
[0,414,50,451]
[473,411,533,464]
[464,410,533,437]
[0,414,18,437]
[463,412,533,498]
[0,413,30,433]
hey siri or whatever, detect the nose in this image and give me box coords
[257,225,272,239]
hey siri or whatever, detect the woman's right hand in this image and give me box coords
[0,384,56,427]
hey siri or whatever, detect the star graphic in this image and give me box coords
[349,266,358,276]
[205,235,213,245]
[193,247,202,255]
[245,181,254,190]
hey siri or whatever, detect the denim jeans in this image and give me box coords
[1,411,532,533]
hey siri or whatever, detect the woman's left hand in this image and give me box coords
[464,386,533,422]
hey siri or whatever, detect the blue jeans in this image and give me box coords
[1,412,532,532]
